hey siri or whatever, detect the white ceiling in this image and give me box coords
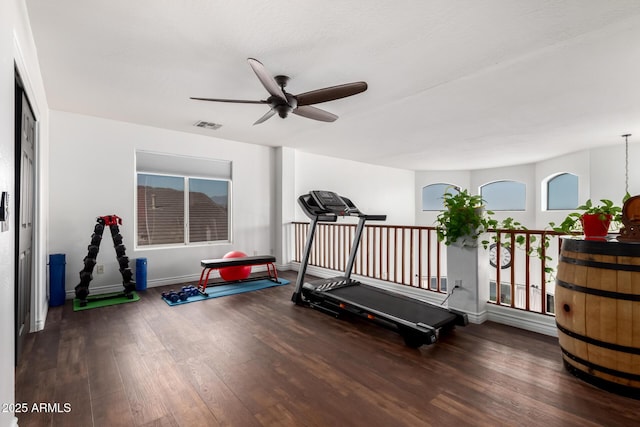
[25,1,640,170]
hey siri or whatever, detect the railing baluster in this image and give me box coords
[541,231,547,314]
[435,230,441,292]
[408,228,413,286]
[525,234,531,312]
[395,227,399,283]
[324,224,329,268]
[372,225,377,279]
[510,233,516,309]
[418,228,423,289]
[400,228,404,285]
[496,233,501,306]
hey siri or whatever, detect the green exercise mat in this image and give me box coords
[73,291,140,311]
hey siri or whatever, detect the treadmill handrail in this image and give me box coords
[360,214,387,221]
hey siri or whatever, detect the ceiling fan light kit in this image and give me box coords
[191,58,367,125]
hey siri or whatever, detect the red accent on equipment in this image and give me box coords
[100,215,122,226]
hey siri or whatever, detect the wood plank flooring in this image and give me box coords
[15,271,640,426]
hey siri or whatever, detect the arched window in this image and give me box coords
[480,180,526,211]
[422,183,460,211]
[546,173,578,210]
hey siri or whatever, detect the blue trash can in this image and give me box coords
[49,253,66,307]
[136,258,147,291]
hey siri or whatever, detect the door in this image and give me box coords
[15,76,36,364]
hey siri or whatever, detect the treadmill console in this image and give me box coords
[298,190,387,222]
[298,190,364,221]
[310,191,349,212]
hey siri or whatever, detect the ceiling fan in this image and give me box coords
[191,58,368,125]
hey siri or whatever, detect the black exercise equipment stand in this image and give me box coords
[292,190,467,348]
[74,215,136,307]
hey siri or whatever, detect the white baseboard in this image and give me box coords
[275,262,292,271]
[34,300,47,331]
[487,304,558,337]
[460,309,488,324]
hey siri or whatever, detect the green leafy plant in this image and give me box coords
[435,188,553,273]
[435,189,497,247]
[550,196,628,234]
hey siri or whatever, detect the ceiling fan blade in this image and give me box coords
[247,58,287,101]
[292,105,338,122]
[190,97,266,104]
[296,81,367,106]
[253,109,276,125]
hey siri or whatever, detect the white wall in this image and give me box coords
[294,151,415,225]
[416,141,640,230]
[535,150,590,229]
[1,2,51,426]
[0,5,17,425]
[49,111,275,293]
[471,163,536,226]
[273,147,296,266]
[590,142,640,200]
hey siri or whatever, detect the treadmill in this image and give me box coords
[292,190,468,348]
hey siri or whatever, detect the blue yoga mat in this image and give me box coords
[162,278,289,306]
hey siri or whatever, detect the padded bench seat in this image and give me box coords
[197,255,278,292]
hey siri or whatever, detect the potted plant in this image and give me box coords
[551,196,628,238]
[435,189,498,247]
[435,189,554,274]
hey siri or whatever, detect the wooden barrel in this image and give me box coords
[555,237,640,398]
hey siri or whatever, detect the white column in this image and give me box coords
[446,243,489,324]
[273,147,296,268]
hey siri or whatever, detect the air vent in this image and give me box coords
[194,120,222,130]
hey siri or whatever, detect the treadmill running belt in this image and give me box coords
[325,284,458,329]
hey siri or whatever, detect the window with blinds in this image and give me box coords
[135,151,231,247]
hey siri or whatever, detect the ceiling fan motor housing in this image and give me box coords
[269,93,297,118]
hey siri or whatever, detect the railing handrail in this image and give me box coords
[294,221,566,235]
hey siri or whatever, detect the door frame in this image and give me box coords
[14,71,36,364]
[13,35,45,339]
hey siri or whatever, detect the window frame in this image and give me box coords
[421,183,460,211]
[480,180,526,211]
[135,171,232,249]
[545,172,578,211]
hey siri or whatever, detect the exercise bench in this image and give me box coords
[197,255,278,293]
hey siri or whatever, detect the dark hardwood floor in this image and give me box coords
[15,270,640,426]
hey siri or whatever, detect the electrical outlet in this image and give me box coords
[455,279,463,288]
[97,265,104,274]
